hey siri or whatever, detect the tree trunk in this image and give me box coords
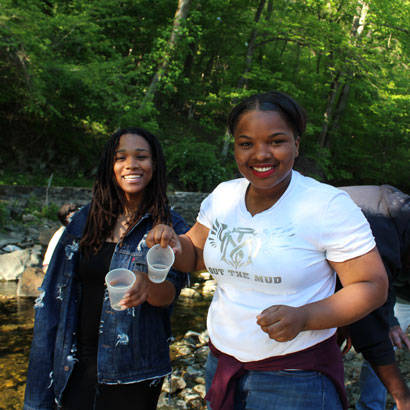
[140,0,192,109]
[331,83,351,134]
[221,129,231,157]
[293,43,301,76]
[351,0,369,38]
[316,52,321,74]
[237,0,267,89]
[201,54,215,83]
[265,0,274,21]
[318,73,342,147]
[279,39,287,57]
[318,1,369,147]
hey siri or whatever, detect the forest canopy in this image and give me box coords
[0,0,408,192]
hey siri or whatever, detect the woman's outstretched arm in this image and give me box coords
[146,221,209,272]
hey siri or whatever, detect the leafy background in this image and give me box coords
[1,0,408,192]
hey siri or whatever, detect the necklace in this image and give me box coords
[108,213,133,242]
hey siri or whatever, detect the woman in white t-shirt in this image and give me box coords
[147,91,388,410]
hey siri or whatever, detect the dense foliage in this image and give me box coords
[1,0,408,191]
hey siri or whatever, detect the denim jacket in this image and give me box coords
[24,204,188,410]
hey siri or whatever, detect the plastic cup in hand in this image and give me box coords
[146,244,175,283]
[105,268,136,311]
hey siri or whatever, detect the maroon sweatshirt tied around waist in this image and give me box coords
[205,334,347,410]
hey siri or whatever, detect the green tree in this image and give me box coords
[0,0,408,191]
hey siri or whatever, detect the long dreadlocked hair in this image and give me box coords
[80,127,171,256]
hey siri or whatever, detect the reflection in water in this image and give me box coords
[0,280,20,297]
[0,282,209,410]
[0,293,35,410]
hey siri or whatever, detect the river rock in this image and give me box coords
[0,231,25,250]
[0,246,42,281]
[194,346,209,362]
[180,389,202,403]
[162,373,187,393]
[198,271,211,281]
[0,249,32,280]
[201,280,217,296]
[2,245,22,252]
[185,365,203,378]
[17,267,44,297]
[180,287,202,300]
[22,214,36,223]
[158,394,188,410]
[194,376,205,385]
[174,343,194,357]
[183,330,202,345]
[192,384,206,398]
[196,329,209,345]
[157,393,175,410]
[39,227,59,246]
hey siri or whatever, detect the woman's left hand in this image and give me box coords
[257,248,388,341]
[256,305,308,342]
[119,271,150,309]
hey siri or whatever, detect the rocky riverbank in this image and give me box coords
[1,289,408,410]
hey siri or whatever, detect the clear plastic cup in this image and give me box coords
[105,268,136,310]
[146,244,175,283]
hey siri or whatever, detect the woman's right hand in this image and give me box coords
[389,325,410,350]
[146,224,182,255]
[147,221,209,272]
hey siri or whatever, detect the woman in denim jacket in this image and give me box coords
[24,127,188,410]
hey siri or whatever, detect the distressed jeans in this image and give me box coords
[205,351,343,410]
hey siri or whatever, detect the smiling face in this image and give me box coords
[233,109,299,201]
[113,133,154,208]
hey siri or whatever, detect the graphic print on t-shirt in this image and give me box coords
[206,214,321,291]
[208,219,261,269]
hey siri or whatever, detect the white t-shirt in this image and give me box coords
[43,226,65,268]
[197,170,375,362]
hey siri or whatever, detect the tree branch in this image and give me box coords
[380,23,409,34]
[255,36,308,48]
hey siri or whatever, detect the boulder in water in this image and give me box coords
[17,267,44,297]
[0,249,31,280]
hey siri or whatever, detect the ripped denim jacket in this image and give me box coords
[23,205,188,410]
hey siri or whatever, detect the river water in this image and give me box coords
[0,281,209,410]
